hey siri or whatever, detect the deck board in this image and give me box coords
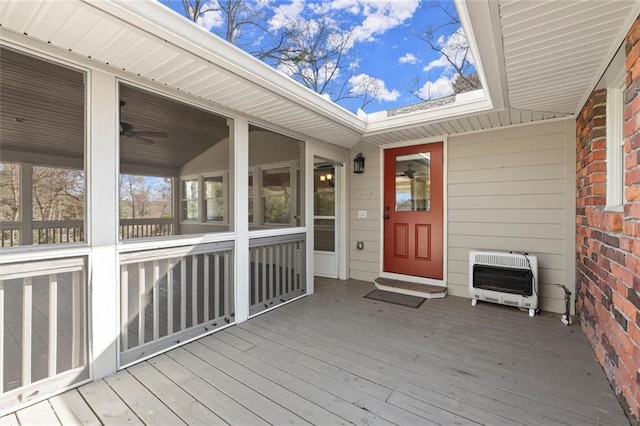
[126,361,226,425]
[275,297,616,407]
[48,390,101,425]
[265,300,611,424]
[2,278,630,425]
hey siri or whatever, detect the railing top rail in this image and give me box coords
[120,218,173,224]
[0,222,21,230]
[249,232,306,247]
[31,220,84,229]
[0,256,85,279]
[119,240,235,264]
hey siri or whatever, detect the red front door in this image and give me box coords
[383,142,443,279]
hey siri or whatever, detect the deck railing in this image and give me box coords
[119,218,173,239]
[1,218,175,247]
[0,224,20,247]
[249,233,306,316]
[0,257,89,416]
[119,241,234,366]
[33,221,84,245]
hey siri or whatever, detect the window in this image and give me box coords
[248,126,303,229]
[605,46,626,210]
[119,174,173,239]
[606,80,626,209]
[182,179,199,221]
[395,153,431,212]
[262,167,291,224]
[205,174,224,222]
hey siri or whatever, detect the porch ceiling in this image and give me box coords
[498,0,640,115]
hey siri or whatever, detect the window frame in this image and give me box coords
[247,161,300,228]
[605,72,626,211]
[180,176,200,222]
[203,171,227,224]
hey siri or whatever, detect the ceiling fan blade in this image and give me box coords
[132,135,155,145]
[134,130,168,139]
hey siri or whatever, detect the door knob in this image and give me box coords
[384,214,390,220]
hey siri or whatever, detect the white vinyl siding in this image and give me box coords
[348,121,575,313]
[348,146,381,282]
[447,120,575,313]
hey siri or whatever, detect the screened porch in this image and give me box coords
[0,46,311,415]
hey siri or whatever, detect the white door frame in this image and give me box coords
[378,137,448,287]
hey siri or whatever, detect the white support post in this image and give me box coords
[224,251,230,316]
[192,255,198,326]
[213,254,220,319]
[167,259,174,334]
[88,71,119,379]
[120,267,128,352]
[138,263,145,347]
[180,259,186,330]
[22,277,32,386]
[0,280,4,392]
[153,260,159,340]
[71,271,82,368]
[204,255,209,321]
[304,141,314,294]
[48,274,58,377]
[234,117,250,322]
[261,247,267,303]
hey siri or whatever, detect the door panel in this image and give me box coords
[384,143,443,279]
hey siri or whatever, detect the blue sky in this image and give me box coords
[158,0,470,113]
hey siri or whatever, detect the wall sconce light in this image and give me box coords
[319,173,334,187]
[353,153,365,174]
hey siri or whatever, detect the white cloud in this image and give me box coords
[399,53,418,64]
[418,75,455,100]
[269,0,306,31]
[325,0,419,42]
[423,27,471,72]
[349,73,400,102]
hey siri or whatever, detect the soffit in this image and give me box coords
[358,107,567,147]
[498,0,640,115]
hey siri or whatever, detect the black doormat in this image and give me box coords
[364,289,425,308]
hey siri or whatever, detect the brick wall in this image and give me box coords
[576,17,640,422]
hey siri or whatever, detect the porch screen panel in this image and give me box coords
[249,233,306,316]
[119,241,234,366]
[118,83,234,240]
[0,48,86,247]
[0,257,88,416]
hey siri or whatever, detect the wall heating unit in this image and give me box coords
[469,251,538,317]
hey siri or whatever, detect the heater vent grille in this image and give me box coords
[473,253,529,269]
[469,250,538,315]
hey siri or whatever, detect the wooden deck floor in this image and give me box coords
[2,278,629,425]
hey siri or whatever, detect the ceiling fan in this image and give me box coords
[403,163,415,179]
[119,101,168,144]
